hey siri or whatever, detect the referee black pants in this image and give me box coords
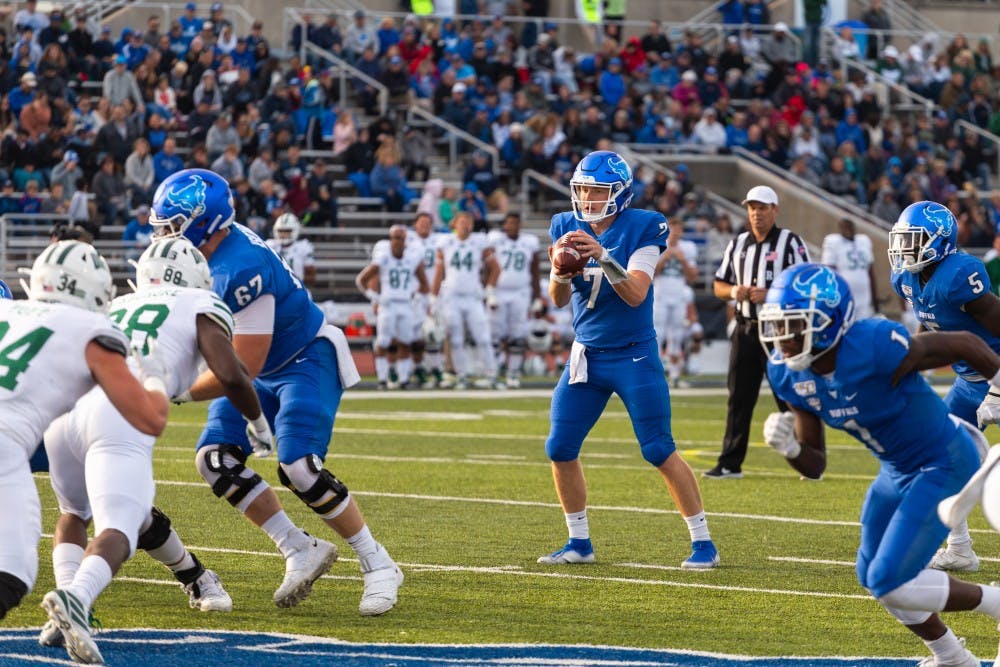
[717,319,787,471]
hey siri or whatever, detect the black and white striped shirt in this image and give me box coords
[715,225,811,321]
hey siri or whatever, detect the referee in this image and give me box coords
[704,186,810,479]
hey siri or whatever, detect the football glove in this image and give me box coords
[977,389,1000,429]
[245,414,274,458]
[132,336,169,396]
[763,412,801,459]
[485,286,498,309]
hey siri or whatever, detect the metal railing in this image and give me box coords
[855,0,939,38]
[519,169,569,223]
[109,2,257,37]
[301,41,388,118]
[405,106,499,176]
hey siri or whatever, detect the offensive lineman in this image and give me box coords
[432,211,503,390]
[150,168,403,616]
[0,242,168,625]
[40,238,273,664]
[356,225,429,389]
[487,212,541,388]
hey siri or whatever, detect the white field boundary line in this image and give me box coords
[34,533,870,602]
[770,555,1000,566]
[335,386,955,400]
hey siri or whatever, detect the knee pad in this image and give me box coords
[876,568,949,611]
[544,436,582,462]
[640,439,674,467]
[880,601,933,626]
[0,571,28,620]
[508,338,528,355]
[137,506,172,552]
[196,445,266,512]
[277,455,350,520]
[688,322,704,339]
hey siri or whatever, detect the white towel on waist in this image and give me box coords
[569,340,588,384]
[317,324,361,389]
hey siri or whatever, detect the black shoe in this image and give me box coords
[703,464,743,479]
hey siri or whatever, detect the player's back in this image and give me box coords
[549,208,668,348]
[109,286,234,398]
[209,223,325,374]
[489,230,539,292]
[768,318,957,473]
[892,252,1000,379]
[0,300,126,452]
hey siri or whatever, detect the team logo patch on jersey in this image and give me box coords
[791,266,840,307]
[901,284,912,297]
[164,175,207,218]
[806,397,822,410]
[793,380,817,396]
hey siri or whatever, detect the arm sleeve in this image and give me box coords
[233,294,276,335]
[627,245,662,279]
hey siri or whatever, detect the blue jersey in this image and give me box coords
[768,319,958,474]
[209,223,324,375]
[892,252,1000,380]
[549,208,668,348]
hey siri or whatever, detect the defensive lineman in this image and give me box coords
[41,238,271,663]
[266,213,316,288]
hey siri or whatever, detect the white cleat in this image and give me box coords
[917,636,980,666]
[184,569,233,612]
[359,565,404,616]
[41,589,104,665]
[38,619,64,647]
[929,547,980,572]
[273,535,338,608]
[505,376,521,389]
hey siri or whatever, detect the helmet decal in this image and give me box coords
[164,174,207,219]
[791,265,841,308]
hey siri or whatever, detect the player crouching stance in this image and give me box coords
[759,263,1000,667]
[152,168,402,617]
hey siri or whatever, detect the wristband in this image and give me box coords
[730,285,740,301]
[550,269,571,284]
[173,389,193,403]
[597,248,629,284]
[364,288,379,303]
[249,414,270,434]
[143,376,168,396]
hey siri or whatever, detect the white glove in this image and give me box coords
[172,389,193,404]
[763,412,801,458]
[245,414,274,458]
[132,336,169,396]
[364,288,380,305]
[977,389,1000,429]
[485,286,498,309]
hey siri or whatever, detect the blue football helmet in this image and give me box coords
[150,168,235,247]
[758,263,856,371]
[570,150,634,224]
[0,278,11,299]
[888,200,957,274]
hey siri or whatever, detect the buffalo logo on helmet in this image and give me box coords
[164,175,207,219]
[606,155,632,185]
[791,265,841,308]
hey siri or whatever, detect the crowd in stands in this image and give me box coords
[0,0,997,261]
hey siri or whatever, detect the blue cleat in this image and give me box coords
[537,538,596,564]
[681,540,720,569]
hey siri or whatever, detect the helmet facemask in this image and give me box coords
[570,180,621,224]
[758,302,832,371]
[888,223,940,274]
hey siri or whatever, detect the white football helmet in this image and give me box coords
[134,237,212,291]
[527,320,552,353]
[273,213,301,247]
[23,240,115,313]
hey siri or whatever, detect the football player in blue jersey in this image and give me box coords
[889,201,1000,573]
[759,263,1000,667]
[0,278,10,299]
[150,168,403,616]
[537,150,719,569]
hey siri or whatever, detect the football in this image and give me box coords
[552,235,588,275]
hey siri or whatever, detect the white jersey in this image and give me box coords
[438,233,491,297]
[108,286,235,399]
[267,238,315,282]
[376,251,425,303]
[407,230,446,277]
[654,240,698,304]
[822,233,874,316]
[0,300,127,455]
[489,230,539,293]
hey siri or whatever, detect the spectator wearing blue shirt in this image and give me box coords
[0,180,20,215]
[375,16,400,58]
[649,52,679,92]
[153,137,185,186]
[744,0,770,26]
[718,0,745,27]
[8,72,35,115]
[370,147,415,213]
[458,181,487,225]
[598,58,627,112]
[122,203,155,261]
[179,3,204,45]
[835,108,867,154]
[123,31,150,69]
[442,82,474,129]
[726,111,751,149]
[462,150,508,212]
[19,180,42,214]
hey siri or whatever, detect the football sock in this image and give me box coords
[374,356,389,383]
[66,555,112,610]
[52,543,84,589]
[684,511,711,542]
[923,627,966,662]
[565,510,589,540]
[397,358,412,384]
[347,525,391,572]
[145,529,196,574]
[261,512,304,558]
[946,522,973,548]
[975,583,1000,619]
[451,345,466,377]
[480,346,497,375]
[508,353,523,376]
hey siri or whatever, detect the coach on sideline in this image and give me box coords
[704,185,811,479]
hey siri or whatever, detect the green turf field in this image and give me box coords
[7,389,1000,660]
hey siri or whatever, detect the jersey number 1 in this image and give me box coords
[0,321,55,390]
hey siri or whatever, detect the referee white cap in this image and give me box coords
[741,185,779,206]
